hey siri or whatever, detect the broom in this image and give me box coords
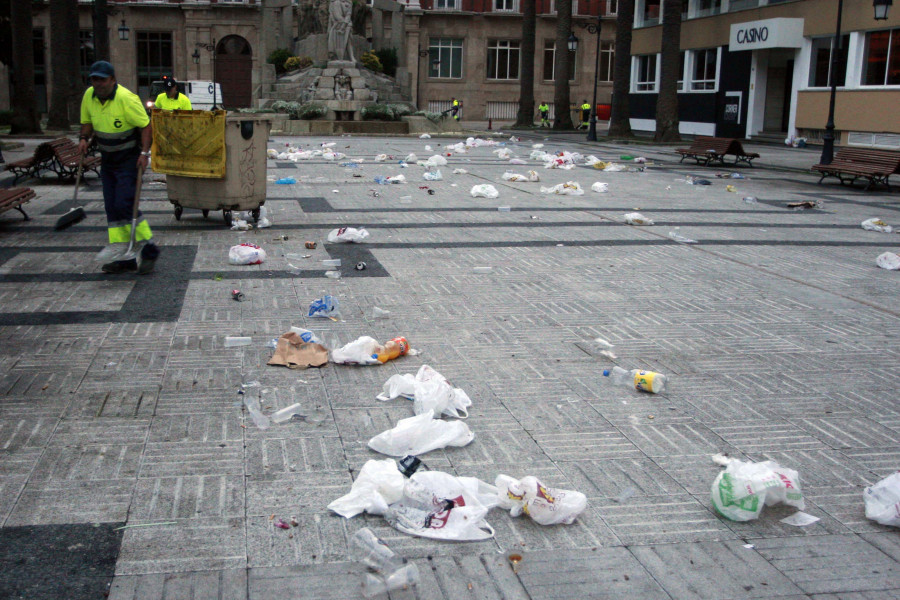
[54,143,89,231]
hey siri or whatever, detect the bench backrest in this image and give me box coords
[833,147,900,172]
[692,136,733,154]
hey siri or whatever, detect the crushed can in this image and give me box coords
[355,262,367,271]
[232,289,244,302]
[305,241,317,249]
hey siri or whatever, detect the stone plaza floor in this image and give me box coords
[0,130,898,599]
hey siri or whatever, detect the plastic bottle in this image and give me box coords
[362,564,419,598]
[603,366,668,393]
[349,528,404,573]
[373,337,409,364]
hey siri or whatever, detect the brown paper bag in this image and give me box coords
[267,332,328,369]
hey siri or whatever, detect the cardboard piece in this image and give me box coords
[267,332,328,369]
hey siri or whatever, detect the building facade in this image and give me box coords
[629,0,900,147]
[404,0,619,121]
[20,0,294,113]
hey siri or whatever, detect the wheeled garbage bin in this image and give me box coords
[150,110,282,226]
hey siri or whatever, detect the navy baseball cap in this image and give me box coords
[164,78,177,89]
[89,61,115,79]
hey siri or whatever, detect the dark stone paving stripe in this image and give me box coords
[0,522,124,600]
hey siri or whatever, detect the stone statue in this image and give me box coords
[328,0,355,62]
[334,74,353,100]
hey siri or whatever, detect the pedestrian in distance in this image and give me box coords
[538,101,550,128]
[451,97,460,121]
[78,60,160,274]
[154,77,192,111]
[579,100,591,130]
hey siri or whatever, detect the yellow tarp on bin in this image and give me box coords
[151,109,226,178]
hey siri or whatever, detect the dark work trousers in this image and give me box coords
[101,157,140,225]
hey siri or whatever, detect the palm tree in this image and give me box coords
[654,0,682,142]
[92,0,110,62]
[9,0,41,134]
[608,0,634,137]
[48,0,81,130]
[553,0,574,129]
[514,0,536,128]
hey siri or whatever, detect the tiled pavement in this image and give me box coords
[0,130,898,599]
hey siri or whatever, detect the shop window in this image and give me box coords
[862,28,900,86]
[487,39,520,80]
[808,36,849,88]
[542,40,576,82]
[429,38,463,78]
[136,31,173,99]
[600,41,614,82]
[634,54,657,91]
[690,48,717,91]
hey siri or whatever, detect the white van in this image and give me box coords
[145,79,224,111]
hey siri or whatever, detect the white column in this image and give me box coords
[746,50,768,137]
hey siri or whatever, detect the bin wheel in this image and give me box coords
[251,208,261,223]
[202,209,209,218]
[223,210,233,227]
[173,205,183,221]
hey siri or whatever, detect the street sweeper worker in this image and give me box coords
[154,77,192,111]
[78,60,159,274]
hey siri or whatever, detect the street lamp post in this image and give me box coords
[192,39,218,110]
[579,12,602,142]
[821,0,892,165]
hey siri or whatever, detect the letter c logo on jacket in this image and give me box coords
[114,118,123,128]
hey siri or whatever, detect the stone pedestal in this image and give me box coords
[306,61,376,121]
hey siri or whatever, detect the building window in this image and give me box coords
[862,28,900,86]
[696,0,721,17]
[605,0,618,15]
[429,38,463,78]
[808,36,849,88]
[136,31,173,99]
[634,54,657,91]
[542,40,576,82]
[32,29,47,114]
[599,41,614,82]
[433,0,460,9]
[494,0,519,12]
[637,0,660,27]
[677,50,685,91]
[79,30,95,86]
[690,48,717,91]
[487,39,520,80]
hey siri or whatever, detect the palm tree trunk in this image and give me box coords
[608,0,634,138]
[514,0,536,128]
[553,0,574,129]
[93,0,110,62]
[654,0,682,142]
[48,0,80,130]
[9,0,41,134]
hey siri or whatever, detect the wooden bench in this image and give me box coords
[812,147,900,191]
[5,143,55,183]
[41,138,101,180]
[676,136,760,167]
[0,187,34,221]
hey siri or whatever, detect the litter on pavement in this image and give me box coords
[711,457,805,521]
[863,472,900,526]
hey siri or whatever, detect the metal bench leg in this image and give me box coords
[14,205,29,221]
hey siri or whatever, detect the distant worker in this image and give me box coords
[79,60,159,274]
[538,101,550,128]
[579,100,591,130]
[155,78,192,111]
[451,97,460,121]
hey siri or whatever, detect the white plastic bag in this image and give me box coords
[591,182,609,193]
[493,148,512,159]
[327,227,370,243]
[470,184,499,199]
[502,172,529,182]
[495,475,587,525]
[425,155,448,167]
[452,168,468,174]
[377,365,472,418]
[540,182,584,196]
[423,169,443,181]
[374,153,388,161]
[876,252,900,270]
[528,170,540,182]
[384,471,498,541]
[331,336,381,365]
[862,218,893,233]
[368,412,474,456]
[328,459,406,518]
[624,212,654,225]
[386,174,406,184]
[711,459,805,521]
[228,243,266,265]
[584,155,603,166]
[419,133,431,139]
[509,158,527,165]
[863,472,900,527]
[405,153,417,163]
